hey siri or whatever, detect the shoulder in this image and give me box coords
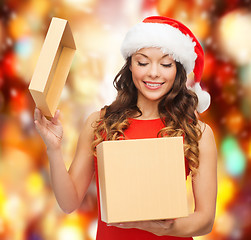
[85,107,106,124]
[86,111,101,125]
[79,111,101,138]
[197,121,217,157]
[197,121,214,139]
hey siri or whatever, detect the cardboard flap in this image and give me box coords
[29,17,76,118]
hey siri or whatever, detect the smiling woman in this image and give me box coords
[130,48,177,103]
[34,16,217,240]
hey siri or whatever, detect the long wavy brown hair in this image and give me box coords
[92,57,202,174]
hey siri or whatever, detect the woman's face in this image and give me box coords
[130,47,177,103]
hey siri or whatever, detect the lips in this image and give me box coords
[143,81,164,89]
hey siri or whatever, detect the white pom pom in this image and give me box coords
[194,82,211,113]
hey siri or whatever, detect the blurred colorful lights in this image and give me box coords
[221,136,246,177]
[15,37,33,59]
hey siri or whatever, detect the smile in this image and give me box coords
[143,81,164,89]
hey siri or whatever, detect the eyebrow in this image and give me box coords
[135,53,170,59]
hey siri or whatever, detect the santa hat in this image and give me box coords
[121,16,210,113]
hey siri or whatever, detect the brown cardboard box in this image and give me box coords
[29,17,76,118]
[96,137,189,224]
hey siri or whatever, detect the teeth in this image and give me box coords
[146,82,162,87]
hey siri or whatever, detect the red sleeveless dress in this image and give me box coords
[94,118,192,240]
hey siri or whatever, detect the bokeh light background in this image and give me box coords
[1,0,251,239]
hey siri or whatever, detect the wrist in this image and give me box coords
[46,145,64,167]
[46,144,62,154]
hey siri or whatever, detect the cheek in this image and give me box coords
[131,66,146,81]
[165,68,177,84]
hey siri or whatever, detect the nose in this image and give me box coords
[148,63,159,79]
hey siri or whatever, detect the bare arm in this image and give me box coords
[111,123,217,237]
[34,108,99,213]
[163,124,218,237]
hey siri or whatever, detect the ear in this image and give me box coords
[129,62,132,72]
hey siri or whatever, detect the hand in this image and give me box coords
[109,219,175,236]
[34,108,63,150]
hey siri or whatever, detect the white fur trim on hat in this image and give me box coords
[121,22,197,74]
[188,82,211,113]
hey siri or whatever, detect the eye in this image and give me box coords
[137,61,148,66]
[161,63,172,68]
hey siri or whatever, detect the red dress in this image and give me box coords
[94,118,193,240]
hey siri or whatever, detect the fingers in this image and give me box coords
[34,107,47,125]
[109,222,136,229]
[34,108,46,131]
[34,108,60,125]
[34,107,42,122]
[154,219,174,229]
[51,109,60,125]
[34,116,43,134]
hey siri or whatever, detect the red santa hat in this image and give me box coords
[121,16,210,113]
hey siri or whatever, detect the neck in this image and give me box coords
[136,96,160,120]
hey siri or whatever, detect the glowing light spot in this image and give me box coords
[215,212,235,236]
[57,213,89,240]
[248,140,251,160]
[58,225,85,240]
[221,136,246,176]
[218,10,251,65]
[20,110,32,126]
[216,177,236,216]
[64,0,90,3]
[88,219,98,240]
[15,37,33,58]
[3,194,25,225]
[0,184,6,216]
[8,15,30,39]
[26,172,44,196]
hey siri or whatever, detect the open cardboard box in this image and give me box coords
[29,17,76,118]
[96,137,189,224]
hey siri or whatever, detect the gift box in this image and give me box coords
[96,137,189,223]
[29,17,76,118]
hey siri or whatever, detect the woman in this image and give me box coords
[34,16,217,239]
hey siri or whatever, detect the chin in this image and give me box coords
[144,95,165,102]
